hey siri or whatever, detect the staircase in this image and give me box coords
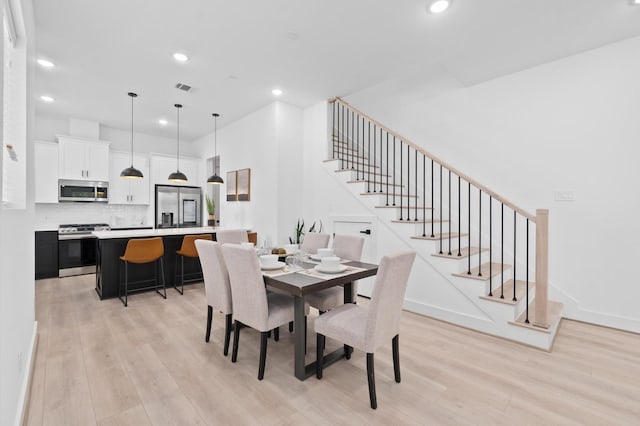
[326,97,563,350]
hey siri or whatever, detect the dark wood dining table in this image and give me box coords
[263,260,378,381]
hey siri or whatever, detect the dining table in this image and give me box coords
[262,258,378,381]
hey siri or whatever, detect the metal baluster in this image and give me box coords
[422,154,426,237]
[448,170,451,255]
[373,124,377,193]
[489,196,493,296]
[367,122,371,192]
[513,211,517,302]
[525,219,530,323]
[392,136,396,206]
[439,164,442,254]
[407,145,412,220]
[414,150,418,221]
[341,104,345,170]
[350,110,355,170]
[430,160,434,237]
[380,127,383,193]
[386,133,389,206]
[355,115,360,180]
[458,176,461,256]
[399,140,403,220]
[478,190,482,277]
[467,182,471,275]
[346,109,350,170]
[500,203,504,299]
[332,102,336,159]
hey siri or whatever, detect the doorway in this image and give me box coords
[332,216,376,297]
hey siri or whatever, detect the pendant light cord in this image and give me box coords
[130,94,134,167]
[176,105,180,171]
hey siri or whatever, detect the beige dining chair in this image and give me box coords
[195,240,233,356]
[216,229,249,245]
[221,244,308,380]
[305,234,365,312]
[300,232,330,255]
[314,250,416,409]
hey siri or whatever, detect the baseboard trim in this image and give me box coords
[15,321,38,426]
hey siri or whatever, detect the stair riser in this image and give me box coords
[337,170,391,180]
[347,182,404,193]
[434,251,483,273]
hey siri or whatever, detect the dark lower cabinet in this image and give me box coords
[35,231,58,280]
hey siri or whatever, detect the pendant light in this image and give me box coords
[207,113,224,185]
[120,92,144,178]
[168,103,187,182]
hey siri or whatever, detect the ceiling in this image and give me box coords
[33,0,640,142]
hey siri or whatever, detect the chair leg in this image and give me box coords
[367,353,377,409]
[124,262,128,307]
[231,321,241,363]
[223,314,232,356]
[288,321,293,333]
[345,344,353,360]
[205,305,213,342]
[158,258,167,299]
[274,327,279,342]
[392,334,401,383]
[258,331,268,380]
[316,333,325,379]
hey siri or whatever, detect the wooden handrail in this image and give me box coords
[330,97,536,223]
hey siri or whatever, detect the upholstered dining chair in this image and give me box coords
[299,232,330,255]
[305,234,365,313]
[314,250,416,409]
[195,240,233,356]
[221,244,308,380]
[215,229,249,245]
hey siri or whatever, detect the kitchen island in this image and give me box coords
[92,227,257,300]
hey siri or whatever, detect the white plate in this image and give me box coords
[314,264,348,274]
[310,254,340,261]
[261,261,286,271]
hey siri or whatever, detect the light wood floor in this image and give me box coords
[27,275,640,425]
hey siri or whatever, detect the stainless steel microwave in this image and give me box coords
[58,179,109,202]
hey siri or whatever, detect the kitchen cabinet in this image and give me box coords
[35,230,58,279]
[34,141,59,203]
[109,151,150,204]
[58,136,110,181]
[151,154,201,187]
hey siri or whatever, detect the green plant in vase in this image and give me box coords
[206,195,216,226]
[289,219,304,244]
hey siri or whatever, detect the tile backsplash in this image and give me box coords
[35,203,151,229]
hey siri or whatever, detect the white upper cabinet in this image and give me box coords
[108,151,150,204]
[150,154,201,187]
[34,141,59,203]
[57,136,110,181]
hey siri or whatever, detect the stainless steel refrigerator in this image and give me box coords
[155,184,202,228]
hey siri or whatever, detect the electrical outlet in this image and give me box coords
[554,191,576,201]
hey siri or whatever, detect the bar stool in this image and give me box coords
[174,234,213,295]
[119,237,166,307]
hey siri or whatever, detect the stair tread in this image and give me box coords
[347,180,404,187]
[432,246,488,260]
[452,262,511,281]
[335,169,390,177]
[361,192,417,197]
[509,300,564,333]
[411,233,468,240]
[392,218,448,224]
[375,205,432,210]
[480,279,536,305]
[325,158,380,168]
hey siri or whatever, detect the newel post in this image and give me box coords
[533,209,549,328]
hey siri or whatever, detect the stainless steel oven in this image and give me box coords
[58,224,110,277]
[59,179,109,202]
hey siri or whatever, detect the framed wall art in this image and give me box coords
[237,168,251,201]
[226,170,237,201]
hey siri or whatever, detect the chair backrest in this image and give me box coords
[195,240,232,314]
[216,229,249,245]
[300,232,330,254]
[179,234,212,258]
[332,234,364,262]
[365,251,416,353]
[221,244,269,330]
[121,237,164,264]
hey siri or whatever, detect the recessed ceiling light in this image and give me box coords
[40,95,54,102]
[428,0,451,14]
[172,52,189,62]
[632,0,640,5]
[158,119,168,126]
[37,58,55,68]
[272,88,283,96]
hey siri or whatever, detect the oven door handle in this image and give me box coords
[58,234,97,240]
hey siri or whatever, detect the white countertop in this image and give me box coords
[92,226,222,239]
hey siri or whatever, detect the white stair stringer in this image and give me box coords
[323,158,562,350]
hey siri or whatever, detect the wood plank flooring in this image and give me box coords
[27,274,640,425]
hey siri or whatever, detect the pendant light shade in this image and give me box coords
[168,103,187,182]
[207,113,224,185]
[120,92,144,179]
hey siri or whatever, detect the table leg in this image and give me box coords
[294,295,306,380]
[344,282,354,358]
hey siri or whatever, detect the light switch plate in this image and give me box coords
[554,191,576,201]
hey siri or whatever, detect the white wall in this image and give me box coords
[342,36,640,332]
[194,101,305,246]
[0,0,36,424]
